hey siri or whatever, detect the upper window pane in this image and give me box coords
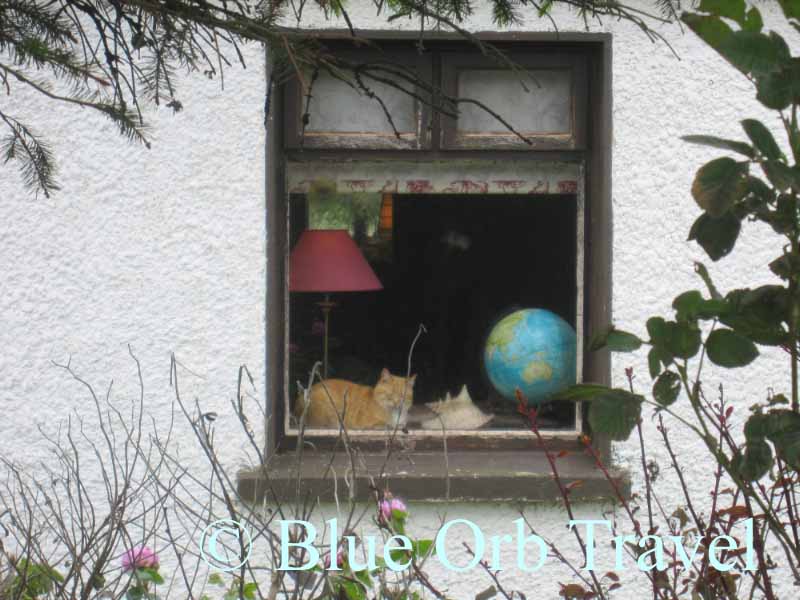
[306,72,417,135]
[457,69,572,135]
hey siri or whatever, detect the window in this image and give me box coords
[250,33,615,501]
[285,161,583,437]
[440,50,587,149]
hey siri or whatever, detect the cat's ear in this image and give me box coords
[409,374,417,386]
[380,368,391,381]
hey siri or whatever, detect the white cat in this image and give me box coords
[421,385,493,430]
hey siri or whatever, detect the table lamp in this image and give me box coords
[289,229,383,378]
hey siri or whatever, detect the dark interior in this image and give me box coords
[289,193,577,428]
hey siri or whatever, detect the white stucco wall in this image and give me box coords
[1,1,797,597]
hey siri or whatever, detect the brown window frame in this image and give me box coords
[253,32,619,501]
[284,46,434,150]
[440,49,588,150]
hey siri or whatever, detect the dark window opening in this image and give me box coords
[288,191,578,431]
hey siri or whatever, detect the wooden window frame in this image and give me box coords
[440,49,587,150]
[284,47,434,150]
[249,32,621,502]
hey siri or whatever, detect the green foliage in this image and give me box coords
[690,157,749,217]
[580,388,644,441]
[589,327,643,352]
[741,119,783,160]
[652,371,681,406]
[0,0,686,198]
[9,559,63,600]
[681,134,754,158]
[688,213,741,261]
[705,328,759,367]
[734,439,773,481]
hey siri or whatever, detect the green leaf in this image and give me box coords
[353,569,372,587]
[755,60,800,110]
[648,348,662,379]
[762,161,799,191]
[766,409,800,437]
[701,299,730,319]
[588,390,643,441]
[691,157,748,216]
[741,119,783,160]
[554,383,612,402]
[664,321,702,359]
[745,413,770,440]
[589,327,642,352]
[242,582,258,600]
[736,440,773,480]
[770,393,790,406]
[647,316,668,343]
[706,328,759,367]
[681,135,754,158]
[695,262,722,300]
[698,0,746,23]
[791,126,800,163]
[778,0,800,20]
[126,589,145,600]
[136,568,164,585]
[673,291,729,323]
[722,286,788,345]
[653,371,681,407]
[646,317,676,367]
[718,31,791,76]
[682,13,734,51]
[769,253,800,280]
[606,329,643,352]
[673,290,705,322]
[389,547,409,564]
[774,430,800,469]
[413,539,434,558]
[745,175,775,203]
[340,579,366,600]
[208,573,224,586]
[743,7,764,32]
[688,212,741,261]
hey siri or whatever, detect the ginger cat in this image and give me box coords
[296,369,416,430]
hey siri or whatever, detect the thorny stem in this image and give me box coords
[517,391,607,600]
[625,369,658,600]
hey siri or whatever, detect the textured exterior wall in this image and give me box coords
[0,1,797,597]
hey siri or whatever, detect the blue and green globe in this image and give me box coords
[483,308,577,405]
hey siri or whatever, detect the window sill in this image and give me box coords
[237,450,629,503]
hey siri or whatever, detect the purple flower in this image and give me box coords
[379,496,407,522]
[121,546,159,572]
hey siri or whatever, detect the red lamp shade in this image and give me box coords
[289,229,383,292]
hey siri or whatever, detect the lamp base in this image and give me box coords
[317,294,337,379]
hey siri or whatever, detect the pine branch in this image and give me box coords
[0,111,59,198]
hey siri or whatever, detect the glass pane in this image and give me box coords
[457,69,572,134]
[287,182,577,433]
[305,71,416,135]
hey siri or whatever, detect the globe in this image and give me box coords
[483,308,577,405]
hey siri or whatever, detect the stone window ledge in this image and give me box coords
[237,450,629,503]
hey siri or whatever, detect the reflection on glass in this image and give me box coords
[457,69,572,135]
[305,72,416,135]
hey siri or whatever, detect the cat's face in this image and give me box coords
[374,368,415,424]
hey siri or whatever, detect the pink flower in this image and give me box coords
[121,546,159,572]
[379,496,407,522]
[323,547,345,569]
